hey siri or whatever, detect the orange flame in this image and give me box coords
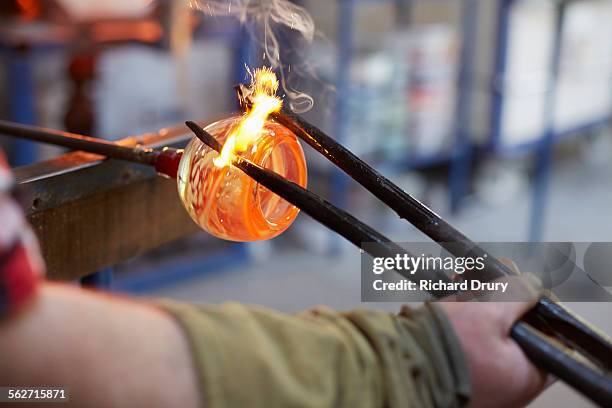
[214,67,282,168]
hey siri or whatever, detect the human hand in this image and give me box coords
[439,275,552,408]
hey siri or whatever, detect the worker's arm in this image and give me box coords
[0,281,546,408]
[0,149,548,408]
[156,284,546,408]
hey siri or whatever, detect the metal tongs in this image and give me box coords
[184,84,612,406]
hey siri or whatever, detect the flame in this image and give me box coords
[213,67,282,168]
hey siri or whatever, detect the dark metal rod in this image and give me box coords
[186,121,612,407]
[273,110,507,281]
[511,323,612,407]
[269,109,612,371]
[0,120,159,166]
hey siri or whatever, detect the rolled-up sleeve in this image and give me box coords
[158,301,470,408]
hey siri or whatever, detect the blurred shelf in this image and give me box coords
[491,116,611,158]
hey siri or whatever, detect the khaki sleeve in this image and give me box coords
[158,301,471,408]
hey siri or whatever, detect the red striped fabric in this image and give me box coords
[0,150,42,318]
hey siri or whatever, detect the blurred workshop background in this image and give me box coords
[1,1,611,406]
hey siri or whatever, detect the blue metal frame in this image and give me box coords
[488,0,610,242]
[489,0,513,153]
[5,48,38,166]
[331,0,355,211]
[486,1,609,242]
[482,0,609,157]
[529,1,566,243]
[450,0,479,212]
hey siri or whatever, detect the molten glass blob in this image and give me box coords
[177,116,307,241]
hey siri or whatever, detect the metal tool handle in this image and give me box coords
[0,120,183,178]
[0,120,158,165]
[512,322,612,406]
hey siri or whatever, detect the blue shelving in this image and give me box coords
[333,0,612,243]
[487,0,611,241]
[332,0,477,214]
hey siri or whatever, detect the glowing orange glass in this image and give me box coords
[177,116,307,241]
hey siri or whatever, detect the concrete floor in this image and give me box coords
[145,143,612,408]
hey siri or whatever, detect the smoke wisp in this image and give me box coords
[189,0,316,113]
